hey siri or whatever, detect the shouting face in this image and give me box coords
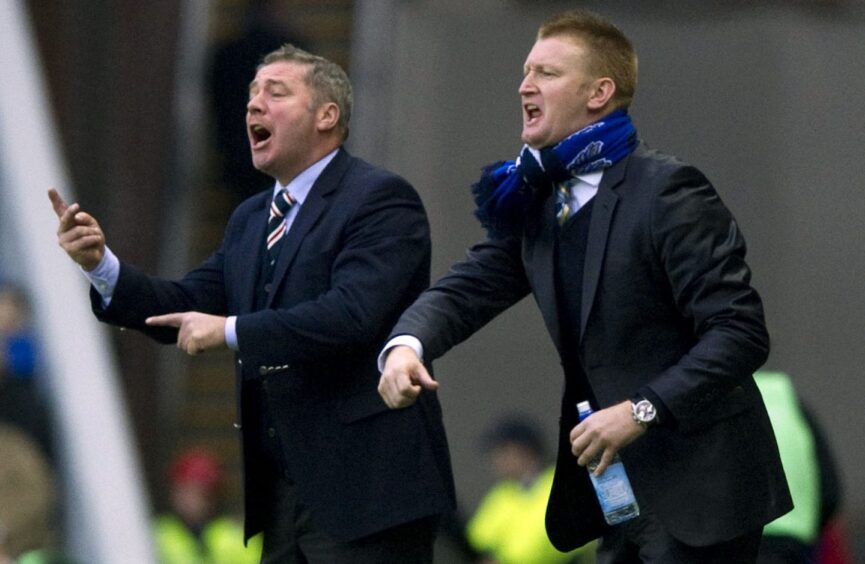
[519,36,599,149]
[247,61,322,185]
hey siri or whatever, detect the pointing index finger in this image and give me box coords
[415,369,439,391]
[48,188,68,218]
[146,313,184,328]
[49,189,83,232]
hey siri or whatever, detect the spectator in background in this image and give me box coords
[754,371,852,564]
[208,0,308,206]
[0,424,69,564]
[155,447,261,564]
[467,415,595,564]
[0,283,53,462]
[0,282,39,381]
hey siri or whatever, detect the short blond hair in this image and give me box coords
[538,10,638,110]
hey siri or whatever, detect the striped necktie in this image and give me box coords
[266,189,296,267]
[555,181,572,225]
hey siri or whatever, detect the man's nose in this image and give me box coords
[247,92,263,113]
[518,74,536,95]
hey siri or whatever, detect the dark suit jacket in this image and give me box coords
[92,148,455,541]
[392,143,792,549]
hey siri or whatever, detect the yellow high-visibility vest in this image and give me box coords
[154,515,262,564]
[467,467,595,564]
[755,371,821,544]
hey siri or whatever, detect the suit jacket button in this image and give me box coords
[267,427,276,438]
[265,283,273,293]
[259,367,268,376]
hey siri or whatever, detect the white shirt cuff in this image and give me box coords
[83,246,120,306]
[377,335,424,372]
[225,316,238,350]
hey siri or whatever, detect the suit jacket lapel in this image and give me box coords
[265,149,350,307]
[525,192,563,350]
[237,194,270,314]
[580,155,627,341]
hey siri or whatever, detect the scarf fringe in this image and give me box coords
[472,161,536,239]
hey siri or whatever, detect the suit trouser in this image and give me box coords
[260,475,439,564]
[596,507,763,564]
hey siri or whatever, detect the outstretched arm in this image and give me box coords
[377,235,532,408]
[50,188,228,354]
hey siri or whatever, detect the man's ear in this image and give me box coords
[316,102,340,133]
[586,77,616,111]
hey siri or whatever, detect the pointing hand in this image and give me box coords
[49,188,105,271]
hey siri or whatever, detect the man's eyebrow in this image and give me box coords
[249,78,287,91]
[525,63,554,73]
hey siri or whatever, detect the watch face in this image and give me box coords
[634,400,656,423]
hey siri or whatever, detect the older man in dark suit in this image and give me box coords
[51,44,454,563]
[378,10,792,564]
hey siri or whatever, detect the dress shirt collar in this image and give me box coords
[576,170,603,188]
[271,148,339,204]
[571,170,603,210]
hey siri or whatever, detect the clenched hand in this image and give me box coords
[378,345,439,408]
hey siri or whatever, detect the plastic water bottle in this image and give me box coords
[576,401,640,525]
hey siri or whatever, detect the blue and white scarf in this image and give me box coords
[472,109,637,238]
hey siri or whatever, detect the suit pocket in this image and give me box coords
[338,390,392,423]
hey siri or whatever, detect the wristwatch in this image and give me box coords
[631,397,658,428]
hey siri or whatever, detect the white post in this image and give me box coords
[0,2,156,562]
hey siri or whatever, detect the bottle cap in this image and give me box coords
[577,401,593,420]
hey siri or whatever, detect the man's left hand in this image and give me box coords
[146,312,227,355]
[569,400,646,476]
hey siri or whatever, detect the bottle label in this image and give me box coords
[590,462,636,512]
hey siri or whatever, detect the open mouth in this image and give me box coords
[524,103,541,124]
[249,124,272,147]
